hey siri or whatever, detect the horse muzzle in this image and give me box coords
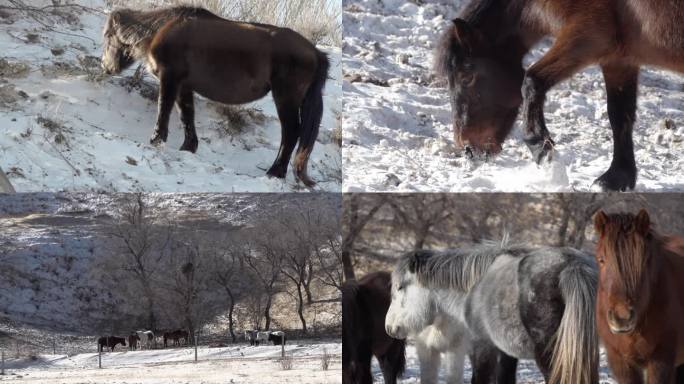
[607,308,636,334]
[385,324,407,340]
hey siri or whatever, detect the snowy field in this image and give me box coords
[0,342,341,383]
[342,0,684,192]
[0,1,341,192]
[371,345,617,383]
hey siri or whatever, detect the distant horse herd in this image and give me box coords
[343,210,684,383]
[244,330,287,346]
[97,328,286,353]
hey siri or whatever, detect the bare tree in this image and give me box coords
[111,194,171,330]
[244,225,284,330]
[386,194,453,249]
[342,195,386,280]
[211,243,247,343]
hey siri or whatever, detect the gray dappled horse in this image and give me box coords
[386,242,599,384]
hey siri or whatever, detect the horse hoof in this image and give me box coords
[266,166,287,179]
[593,168,637,192]
[150,135,166,146]
[527,137,555,164]
[295,171,316,188]
[179,140,198,153]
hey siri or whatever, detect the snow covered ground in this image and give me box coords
[0,1,341,192]
[371,345,617,383]
[0,342,341,383]
[342,0,684,192]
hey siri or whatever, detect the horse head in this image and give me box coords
[101,10,135,75]
[435,18,523,156]
[385,251,437,339]
[594,209,655,334]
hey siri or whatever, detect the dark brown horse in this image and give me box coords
[435,0,684,191]
[163,329,189,348]
[128,334,140,350]
[342,271,406,384]
[594,210,684,383]
[101,7,329,186]
[98,336,126,352]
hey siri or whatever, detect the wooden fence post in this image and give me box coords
[194,329,198,362]
[1,349,5,375]
[281,333,285,358]
[98,348,102,369]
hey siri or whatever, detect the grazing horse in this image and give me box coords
[136,330,154,349]
[594,210,684,383]
[268,331,287,346]
[435,0,684,191]
[101,6,329,187]
[98,336,126,352]
[386,243,600,384]
[245,330,258,346]
[128,334,140,350]
[342,271,406,384]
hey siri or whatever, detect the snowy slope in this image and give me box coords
[371,345,617,383]
[0,1,341,192]
[0,193,340,331]
[342,0,684,192]
[0,342,342,383]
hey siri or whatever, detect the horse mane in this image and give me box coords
[459,0,498,26]
[598,212,661,296]
[108,6,221,48]
[396,241,531,292]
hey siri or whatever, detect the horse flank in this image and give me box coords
[397,242,530,292]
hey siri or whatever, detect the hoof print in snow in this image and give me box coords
[125,157,138,166]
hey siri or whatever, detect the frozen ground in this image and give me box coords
[342,0,684,192]
[0,1,341,192]
[0,342,341,383]
[371,344,617,383]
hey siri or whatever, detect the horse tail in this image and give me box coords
[549,260,599,384]
[294,48,330,187]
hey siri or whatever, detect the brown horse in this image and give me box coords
[163,329,189,348]
[435,0,684,191]
[594,210,684,383]
[342,271,406,384]
[101,7,329,186]
[128,334,140,350]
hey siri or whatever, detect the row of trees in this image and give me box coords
[342,193,684,278]
[94,194,342,342]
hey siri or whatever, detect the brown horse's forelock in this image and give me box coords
[600,214,652,298]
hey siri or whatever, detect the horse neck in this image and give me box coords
[463,0,540,65]
[431,288,467,324]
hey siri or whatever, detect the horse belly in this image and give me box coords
[465,256,535,359]
[185,49,272,105]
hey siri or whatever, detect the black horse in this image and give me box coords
[101,6,329,187]
[98,336,126,352]
[268,331,287,346]
[342,272,406,384]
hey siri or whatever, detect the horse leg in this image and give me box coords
[595,62,639,191]
[176,85,198,153]
[469,342,498,384]
[444,347,467,384]
[416,339,440,384]
[496,352,518,384]
[606,349,643,384]
[378,342,406,384]
[266,96,300,180]
[521,24,611,164]
[150,71,178,146]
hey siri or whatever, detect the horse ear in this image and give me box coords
[594,210,608,235]
[451,18,475,56]
[635,209,650,236]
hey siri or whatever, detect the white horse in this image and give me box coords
[256,331,270,346]
[410,315,470,384]
[136,330,154,349]
[386,244,599,384]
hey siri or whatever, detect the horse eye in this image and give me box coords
[597,258,605,265]
[397,284,404,291]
